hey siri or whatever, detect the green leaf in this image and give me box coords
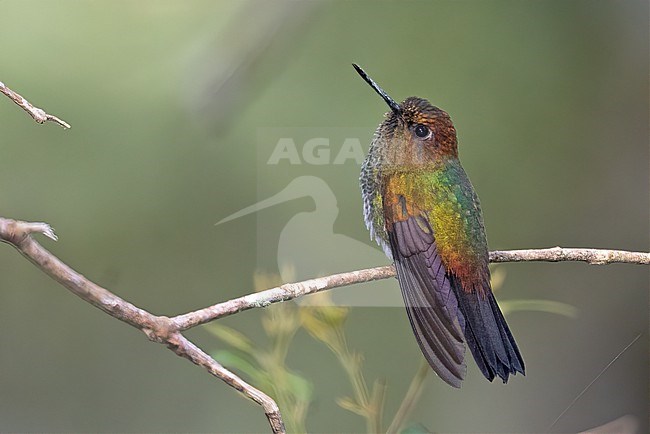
[400,423,432,434]
[205,324,256,354]
[212,349,270,389]
[489,266,507,290]
[500,299,578,318]
[286,371,313,402]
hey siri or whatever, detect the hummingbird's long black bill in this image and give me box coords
[352,63,401,113]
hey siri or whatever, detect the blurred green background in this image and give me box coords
[0,1,647,433]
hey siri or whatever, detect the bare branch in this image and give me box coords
[489,247,650,265]
[0,218,158,330]
[167,333,285,433]
[172,265,396,330]
[0,81,71,129]
[173,247,649,329]
[0,217,285,434]
[1,216,648,433]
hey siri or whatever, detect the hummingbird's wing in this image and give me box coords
[386,197,525,386]
[387,214,467,387]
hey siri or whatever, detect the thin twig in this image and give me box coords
[489,247,650,265]
[172,265,396,330]
[547,333,642,432]
[167,333,285,433]
[386,358,430,434]
[0,80,71,128]
[0,217,285,434]
[0,218,162,331]
[173,247,649,330]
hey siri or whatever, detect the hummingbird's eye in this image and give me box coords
[414,124,430,139]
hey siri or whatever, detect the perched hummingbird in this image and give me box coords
[354,64,525,387]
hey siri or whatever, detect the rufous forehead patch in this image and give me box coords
[400,97,447,125]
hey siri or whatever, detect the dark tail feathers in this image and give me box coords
[451,276,525,383]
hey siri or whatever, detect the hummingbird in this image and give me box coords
[354,64,524,387]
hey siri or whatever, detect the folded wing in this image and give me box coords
[388,214,467,387]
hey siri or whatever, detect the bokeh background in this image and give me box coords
[0,1,647,433]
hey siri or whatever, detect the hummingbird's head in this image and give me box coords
[353,64,459,167]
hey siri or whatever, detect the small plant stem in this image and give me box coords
[370,379,387,433]
[333,328,376,431]
[386,358,430,434]
[268,317,304,433]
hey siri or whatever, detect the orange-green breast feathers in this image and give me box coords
[381,160,490,297]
